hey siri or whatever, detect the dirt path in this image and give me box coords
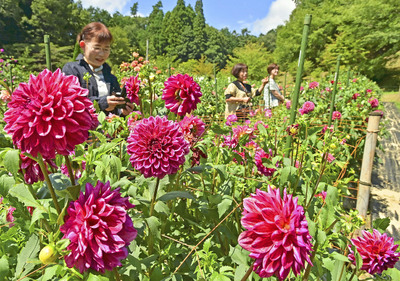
[370,102,400,267]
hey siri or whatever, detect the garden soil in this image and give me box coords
[370,102,400,268]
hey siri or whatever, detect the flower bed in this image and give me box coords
[0,51,399,280]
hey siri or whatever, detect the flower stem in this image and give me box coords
[150,177,161,217]
[240,261,255,281]
[64,155,76,186]
[37,154,61,215]
[113,268,121,281]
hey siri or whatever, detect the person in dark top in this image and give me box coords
[62,22,133,116]
[224,63,268,119]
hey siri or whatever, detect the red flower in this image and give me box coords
[368,97,379,108]
[254,148,276,177]
[126,116,190,179]
[238,187,313,280]
[349,229,400,275]
[6,206,16,227]
[332,111,342,120]
[162,74,202,116]
[4,69,98,159]
[125,74,141,105]
[179,115,205,141]
[20,154,57,184]
[60,181,137,273]
[308,81,319,89]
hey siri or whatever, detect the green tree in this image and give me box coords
[147,1,164,56]
[225,42,272,80]
[161,0,194,61]
[190,0,207,59]
[21,0,86,45]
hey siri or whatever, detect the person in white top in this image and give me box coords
[263,63,286,109]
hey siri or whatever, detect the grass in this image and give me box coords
[382,91,400,110]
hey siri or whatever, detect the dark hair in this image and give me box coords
[231,63,248,78]
[267,63,279,74]
[77,22,113,43]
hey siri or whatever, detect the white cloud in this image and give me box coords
[80,0,131,15]
[252,0,296,35]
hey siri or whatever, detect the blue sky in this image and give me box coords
[79,0,296,35]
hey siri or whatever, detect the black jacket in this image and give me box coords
[62,54,121,115]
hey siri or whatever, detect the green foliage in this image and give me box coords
[225,42,273,80]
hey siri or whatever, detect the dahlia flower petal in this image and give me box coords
[238,187,313,280]
[60,181,136,273]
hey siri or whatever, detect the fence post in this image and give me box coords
[328,55,341,127]
[356,112,382,222]
[285,14,312,152]
[44,35,51,70]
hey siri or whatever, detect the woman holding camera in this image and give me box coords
[62,22,133,116]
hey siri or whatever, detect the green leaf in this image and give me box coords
[15,234,40,278]
[87,273,109,281]
[39,264,60,281]
[158,191,195,201]
[4,149,20,175]
[330,251,349,262]
[0,174,15,195]
[9,184,47,212]
[0,255,9,281]
[146,216,161,240]
[230,245,249,266]
[372,217,391,232]
[218,197,232,218]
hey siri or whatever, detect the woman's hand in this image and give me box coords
[261,77,269,84]
[121,102,134,116]
[106,95,126,111]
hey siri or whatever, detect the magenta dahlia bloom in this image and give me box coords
[286,100,291,109]
[299,101,315,115]
[60,181,137,273]
[226,114,238,126]
[308,81,319,89]
[254,149,276,177]
[179,115,205,140]
[368,97,379,108]
[332,111,342,120]
[127,116,190,178]
[4,69,98,159]
[352,93,360,100]
[20,154,57,184]
[349,229,400,275]
[238,187,313,280]
[162,74,202,116]
[125,74,141,105]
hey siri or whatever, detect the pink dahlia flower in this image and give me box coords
[349,229,400,275]
[238,187,313,280]
[254,149,276,177]
[6,206,16,227]
[299,101,315,115]
[226,114,238,126]
[60,181,137,273]
[308,81,319,89]
[127,116,190,178]
[179,115,205,140]
[332,111,342,120]
[125,74,141,105]
[264,109,272,118]
[162,74,202,116]
[4,69,98,159]
[368,97,379,108]
[20,154,57,184]
[315,191,327,201]
[286,100,291,109]
[352,93,360,100]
